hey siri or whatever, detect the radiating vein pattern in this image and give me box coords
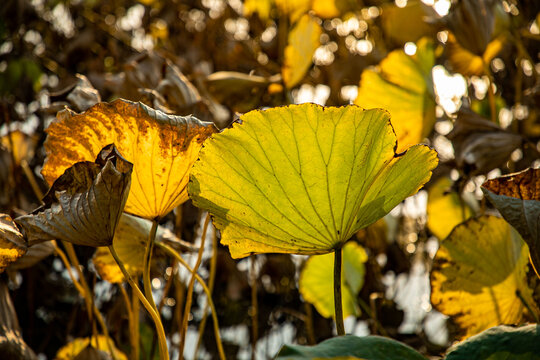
[42,99,216,219]
[189,103,438,258]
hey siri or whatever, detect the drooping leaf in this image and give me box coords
[41,99,216,220]
[275,335,428,360]
[16,144,132,247]
[55,335,127,360]
[92,213,151,283]
[445,324,540,360]
[189,103,438,258]
[445,33,505,76]
[355,38,436,152]
[482,168,540,277]
[430,216,539,339]
[10,241,54,271]
[381,0,439,46]
[282,14,322,89]
[299,242,367,318]
[426,177,473,240]
[0,214,27,273]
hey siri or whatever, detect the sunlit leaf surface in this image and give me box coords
[42,99,216,219]
[381,0,439,45]
[355,38,435,152]
[446,33,504,76]
[276,335,428,360]
[299,242,367,318]
[0,214,26,273]
[427,177,473,240]
[275,0,311,23]
[244,0,272,21]
[189,103,438,258]
[445,324,540,360]
[16,145,132,247]
[0,130,37,165]
[282,14,322,89]
[482,168,540,277]
[55,335,127,360]
[430,216,538,339]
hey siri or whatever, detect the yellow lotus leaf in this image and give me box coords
[300,242,367,318]
[189,103,438,258]
[0,130,37,165]
[244,0,273,21]
[312,0,340,19]
[430,216,539,339]
[426,177,473,240]
[0,214,27,273]
[446,32,505,76]
[381,0,439,46]
[355,38,436,152]
[42,99,216,219]
[282,14,322,89]
[55,335,127,360]
[92,213,149,283]
[275,0,311,23]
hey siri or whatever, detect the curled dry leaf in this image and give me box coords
[41,99,216,219]
[0,215,27,273]
[10,241,54,271]
[47,74,101,113]
[15,144,133,247]
[482,168,540,276]
[448,108,522,175]
[430,216,538,339]
[55,335,127,360]
[189,103,438,258]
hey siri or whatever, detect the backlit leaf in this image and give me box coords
[445,324,540,360]
[16,144,132,247]
[42,99,216,219]
[282,14,322,89]
[430,216,538,339]
[55,335,127,360]
[276,335,428,360]
[0,214,26,273]
[355,38,436,152]
[189,103,438,258]
[446,33,504,76]
[299,242,367,318]
[0,130,37,165]
[92,213,151,283]
[244,0,272,21]
[426,177,473,240]
[381,0,439,46]
[275,0,311,23]
[482,168,540,277]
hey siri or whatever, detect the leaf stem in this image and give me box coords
[194,229,218,359]
[179,213,210,359]
[143,220,159,313]
[334,247,345,336]
[250,255,258,360]
[108,245,169,360]
[156,241,225,360]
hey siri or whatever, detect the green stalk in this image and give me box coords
[108,245,169,360]
[334,247,345,336]
[157,241,225,360]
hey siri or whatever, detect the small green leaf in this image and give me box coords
[300,242,367,318]
[275,335,428,360]
[189,103,438,258]
[445,324,540,360]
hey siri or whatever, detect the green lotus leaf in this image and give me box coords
[275,335,428,360]
[445,324,540,360]
[299,242,367,318]
[189,103,438,258]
